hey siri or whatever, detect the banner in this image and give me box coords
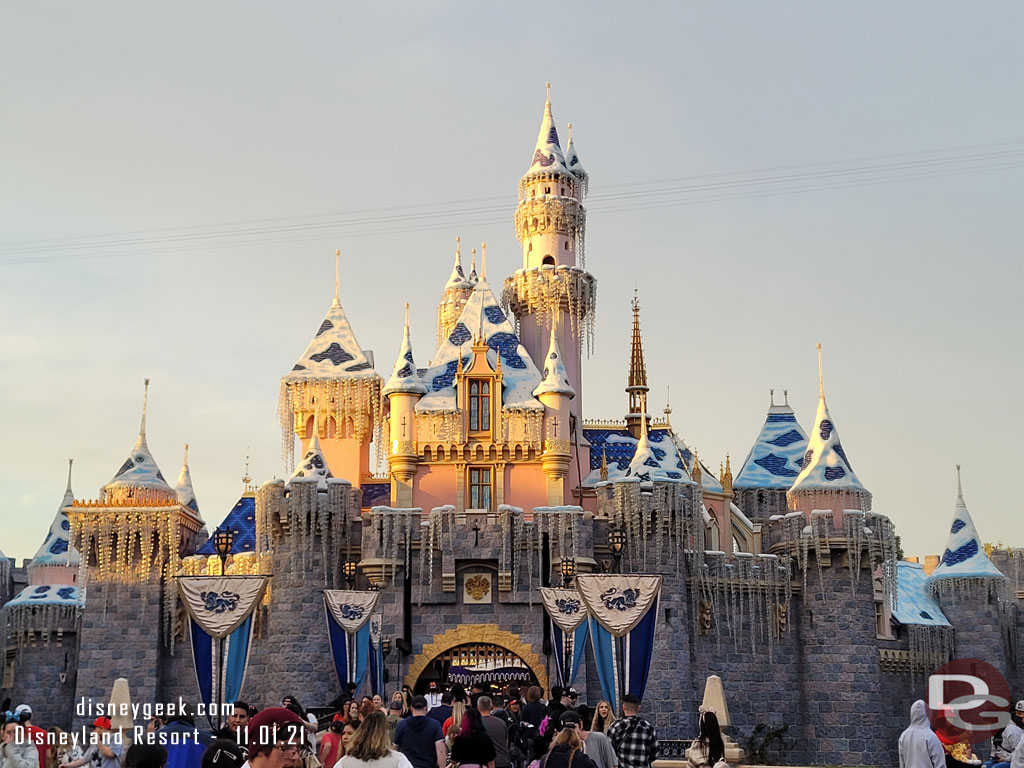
[324,590,378,692]
[179,576,267,728]
[368,614,385,696]
[576,575,662,713]
[540,588,589,687]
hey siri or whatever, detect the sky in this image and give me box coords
[1,1,1021,563]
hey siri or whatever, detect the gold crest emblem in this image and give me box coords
[465,574,491,600]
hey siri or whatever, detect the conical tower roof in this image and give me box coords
[929,467,1005,583]
[524,83,570,179]
[626,401,671,482]
[288,424,333,488]
[284,252,377,381]
[532,321,575,398]
[31,459,81,567]
[789,347,868,497]
[174,444,200,514]
[564,122,588,192]
[734,391,809,489]
[384,304,427,397]
[445,237,471,291]
[102,380,176,499]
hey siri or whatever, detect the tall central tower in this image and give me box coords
[503,84,596,454]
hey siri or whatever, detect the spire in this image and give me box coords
[625,289,650,437]
[564,122,588,194]
[446,237,469,288]
[175,443,200,514]
[285,277,377,380]
[469,248,479,285]
[691,449,702,484]
[62,458,74,509]
[627,396,668,482]
[31,459,81,566]
[525,82,569,176]
[722,454,733,495]
[242,448,254,495]
[789,346,869,501]
[600,447,608,482]
[532,319,575,398]
[104,380,175,497]
[734,389,809,490]
[289,415,333,488]
[384,302,428,397]
[664,386,672,425]
[333,249,341,307]
[928,467,1005,585]
[480,242,487,282]
[139,377,150,446]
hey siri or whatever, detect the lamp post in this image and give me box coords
[559,557,575,688]
[343,560,357,588]
[213,527,234,574]
[608,527,626,573]
[382,636,393,686]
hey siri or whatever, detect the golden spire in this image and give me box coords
[817,342,825,400]
[691,449,702,484]
[723,453,733,495]
[242,447,253,494]
[333,249,341,307]
[625,288,649,438]
[664,386,672,425]
[600,446,608,481]
[481,242,487,281]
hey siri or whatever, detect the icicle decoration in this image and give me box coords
[501,268,598,357]
[908,624,955,682]
[498,505,525,593]
[5,604,81,648]
[372,507,421,585]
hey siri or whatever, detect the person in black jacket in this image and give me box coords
[540,723,596,768]
[522,688,546,729]
[451,709,496,768]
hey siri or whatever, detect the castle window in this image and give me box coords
[468,379,491,433]
[469,467,493,511]
[545,186,551,194]
[542,255,555,266]
[563,241,569,250]
[560,187,565,195]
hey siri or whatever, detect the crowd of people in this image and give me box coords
[899,699,1024,768]
[0,684,738,768]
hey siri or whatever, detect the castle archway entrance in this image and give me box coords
[404,624,548,694]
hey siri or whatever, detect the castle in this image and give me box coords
[1,87,1020,767]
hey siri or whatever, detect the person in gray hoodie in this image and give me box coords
[899,700,946,768]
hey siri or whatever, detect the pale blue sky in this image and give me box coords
[1,1,1021,562]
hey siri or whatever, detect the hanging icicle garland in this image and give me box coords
[371,507,422,584]
[501,268,598,357]
[278,376,385,472]
[4,604,81,648]
[907,624,955,682]
[498,505,525,593]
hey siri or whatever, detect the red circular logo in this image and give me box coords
[927,658,1011,743]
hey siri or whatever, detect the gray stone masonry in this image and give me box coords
[1,632,79,729]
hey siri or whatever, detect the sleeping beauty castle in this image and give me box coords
[1,86,1021,767]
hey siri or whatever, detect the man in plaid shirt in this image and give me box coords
[608,695,658,768]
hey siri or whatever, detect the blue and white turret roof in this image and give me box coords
[174,445,200,514]
[103,380,175,496]
[582,426,698,486]
[524,84,570,179]
[532,322,575,399]
[6,584,80,608]
[31,459,80,567]
[285,254,377,381]
[445,238,472,291]
[417,277,543,413]
[468,248,479,286]
[564,123,587,189]
[384,304,427,397]
[288,427,333,489]
[928,468,1005,583]
[626,406,675,482]
[893,561,950,627]
[735,392,808,489]
[789,348,867,495]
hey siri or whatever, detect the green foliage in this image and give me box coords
[742,722,789,765]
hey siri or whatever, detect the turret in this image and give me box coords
[437,238,473,346]
[174,444,200,515]
[384,304,427,506]
[279,250,383,483]
[533,321,575,504]
[787,345,871,520]
[625,290,650,439]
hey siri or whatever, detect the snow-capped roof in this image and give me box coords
[284,295,377,381]
[532,323,575,399]
[928,474,1005,583]
[564,124,587,185]
[384,305,427,397]
[893,561,950,627]
[446,238,471,291]
[583,427,701,486]
[103,382,174,497]
[197,494,257,555]
[288,429,334,488]
[6,583,80,607]
[417,280,543,413]
[626,415,674,482]
[524,85,570,179]
[789,389,866,494]
[31,459,80,567]
[666,430,723,492]
[174,445,200,514]
[468,248,479,286]
[735,399,809,489]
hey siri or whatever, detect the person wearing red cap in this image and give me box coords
[60,718,121,768]
[244,708,307,768]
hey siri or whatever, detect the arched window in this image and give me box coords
[469,379,491,432]
[469,467,492,511]
[542,255,555,266]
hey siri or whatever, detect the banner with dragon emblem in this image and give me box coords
[324,590,379,691]
[575,575,663,713]
[540,587,589,687]
[178,576,269,728]
[368,613,385,696]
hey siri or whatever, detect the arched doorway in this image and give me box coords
[405,624,548,694]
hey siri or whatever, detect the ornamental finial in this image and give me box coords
[956,464,963,500]
[140,378,150,437]
[404,302,410,329]
[770,388,775,407]
[242,448,252,492]
[817,343,825,400]
[333,249,341,307]
[481,242,487,281]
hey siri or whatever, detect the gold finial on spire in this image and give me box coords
[481,242,487,280]
[140,378,150,437]
[242,448,252,492]
[723,453,733,494]
[65,458,74,495]
[183,443,189,464]
[664,386,672,424]
[625,288,649,436]
[568,122,573,142]
[471,247,477,279]
[817,342,825,399]
[691,449,702,483]
[546,82,551,103]
[784,389,789,406]
[600,446,608,481]
[333,249,341,307]
[956,464,963,499]
[770,388,775,407]
[404,302,410,328]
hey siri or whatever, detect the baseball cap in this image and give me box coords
[622,694,641,706]
[566,688,578,698]
[411,696,428,709]
[1016,700,1024,712]
[13,705,31,717]
[91,717,112,730]
[559,711,582,728]
[246,707,304,755]
[389,701,403,711]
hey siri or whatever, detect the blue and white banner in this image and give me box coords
[368,614,385,696]
[540,588,589,687]
[576,575,662,713]
[324,590,378,692]
[179,575,268,728]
